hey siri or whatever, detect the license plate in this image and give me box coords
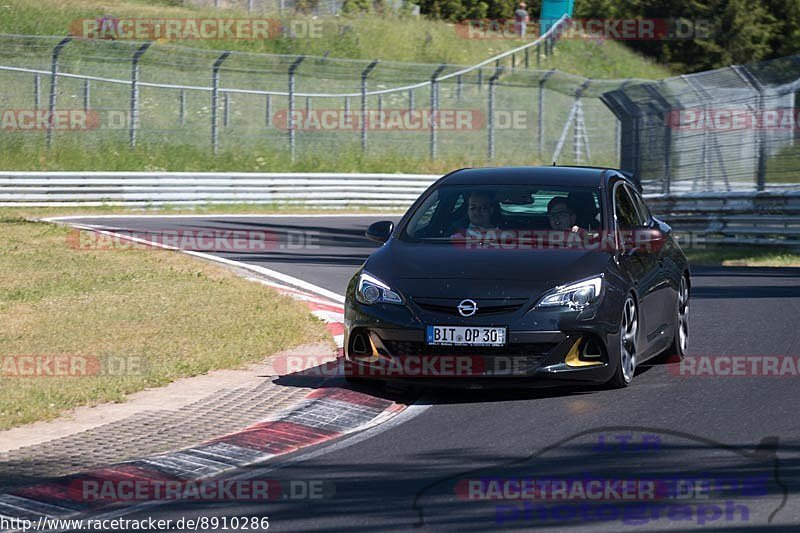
[426,326,507,346]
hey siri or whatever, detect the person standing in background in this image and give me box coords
[514,2,530,39]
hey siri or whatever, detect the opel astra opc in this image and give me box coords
[344,166,690,388]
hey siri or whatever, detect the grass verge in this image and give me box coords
[685,244,800,267]
[0,217,331,430]
[0,0,671,79]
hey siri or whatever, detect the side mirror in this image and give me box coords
[622,226,665,253]
[366,221,394,244]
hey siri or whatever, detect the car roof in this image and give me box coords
[440,166,613,187]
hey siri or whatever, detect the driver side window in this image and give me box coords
[614,184,640,231]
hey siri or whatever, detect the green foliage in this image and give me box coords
[571,0,793,72]
[410,0,540,21]
[412,0,798,72]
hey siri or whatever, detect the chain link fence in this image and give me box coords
[0,18,639,170]
[2,27,799,196]
[602,55,800,194]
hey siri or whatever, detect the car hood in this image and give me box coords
[364,240,612,299]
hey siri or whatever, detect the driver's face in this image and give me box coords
[468,195,494,228]
[548,204,577,230]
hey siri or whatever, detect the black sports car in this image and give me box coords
[344,166,690,388]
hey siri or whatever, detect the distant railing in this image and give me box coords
[3,171,799,246]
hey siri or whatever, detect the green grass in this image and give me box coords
[0,1,672,173]
[0,136,552,173]
[0,218,331,430]
[684,244,800,267]
[0,0,671,79]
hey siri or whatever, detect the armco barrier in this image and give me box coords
[2,172,798,245]
[646,191,800,246]
[0,172,439,207]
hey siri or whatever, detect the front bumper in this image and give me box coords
[343,298,620,388]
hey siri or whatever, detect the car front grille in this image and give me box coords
[412,298,528,317]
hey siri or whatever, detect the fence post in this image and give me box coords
[377,95,383,129]
[615,80,632,165]
[732,67,768,191]
[211,51,231,155]
[179,90,186,127]
[487,66,504,161]
[129,42,151,149]
[360,60,379,153]
[642,84,675,194]
[34,74,41,110]
[429,64,447,161]
[524,47,530,69]
[223,92,230,128]
[456,74,463,102]
[537,69,555,159]
[408,89,414,113]
[265,95,272,127]
[572,80,591,164]
[288,56,305,161]
[46,36,71,149]
[83,79,90,110]
[344,96,350,114]
[477,69,483,93]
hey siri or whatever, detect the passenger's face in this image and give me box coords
[468,194,494,228]
[548,203,576,230]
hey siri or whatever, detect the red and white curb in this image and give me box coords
[0,222,410,529]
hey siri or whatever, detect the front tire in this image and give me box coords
[607,295,638,388]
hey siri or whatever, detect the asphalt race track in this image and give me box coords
[64,215,800,531]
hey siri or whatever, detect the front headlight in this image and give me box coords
[535,275,604,310]
[355,271,403,305]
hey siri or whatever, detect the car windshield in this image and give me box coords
[402,184,603,241]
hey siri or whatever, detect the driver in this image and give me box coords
[466,191,500,230]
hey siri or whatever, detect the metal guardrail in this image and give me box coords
[0,172,439,207]
[646,191,800,246]
[3,172,797,245]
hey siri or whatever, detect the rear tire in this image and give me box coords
[606,295,638,389]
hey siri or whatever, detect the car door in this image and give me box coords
[613,182,662,355]
[629,187,679,350]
